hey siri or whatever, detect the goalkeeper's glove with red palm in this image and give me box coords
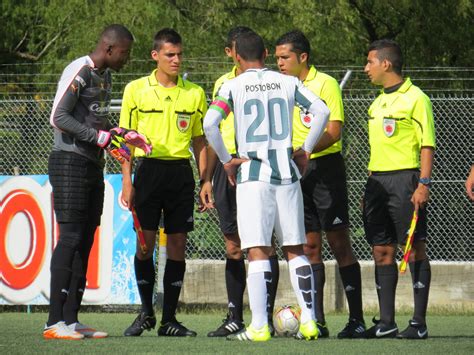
[109,127,152,155]
[97,130,131,164]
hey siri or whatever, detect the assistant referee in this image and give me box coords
[363,39,435,340]
[275,30,365,339]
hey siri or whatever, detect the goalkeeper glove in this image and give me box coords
[109,127,153,155]
[97,130,131,164]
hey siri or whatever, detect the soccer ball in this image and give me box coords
[272,305,301,337]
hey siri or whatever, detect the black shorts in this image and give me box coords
[363,169,428,246]
[133,158,195,234]
[300,152,349,233]
[213,160,237,235]
[48,151,104,225]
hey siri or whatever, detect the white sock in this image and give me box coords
[288,255,315,324]
[247,260,271,330]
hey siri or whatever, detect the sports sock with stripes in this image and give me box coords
[267,255,280,321]
[247,260,271,330]
[375,264,398,325]
[134,256,156,316]
[311,263,325,323]
[225,258,246,321]
[290,256,315,324]
[162,259,185,323]
[409,259,431,325]
[339,262,364,321]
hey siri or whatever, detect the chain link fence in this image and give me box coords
[1,94,473,261]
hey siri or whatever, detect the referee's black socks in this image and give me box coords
[375,264,398,325]
[134,256,155,316]
[339,262,364,322]
[162,259,185,323]
[409,259,431,325]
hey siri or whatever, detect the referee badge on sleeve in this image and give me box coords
[383,117,396,137]
[300,111,313,128]
[177,113,191,132]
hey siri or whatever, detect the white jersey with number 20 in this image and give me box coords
[205,68,329,185]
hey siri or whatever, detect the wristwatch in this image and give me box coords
[419,177,432,188]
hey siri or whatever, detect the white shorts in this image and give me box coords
[236,180,306,250]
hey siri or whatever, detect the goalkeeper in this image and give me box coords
[44,25,148,340]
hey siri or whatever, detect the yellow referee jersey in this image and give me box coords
[212,66,237,154]
[120,69,207,160]
[292,66,344,159]
[367,78,436,172]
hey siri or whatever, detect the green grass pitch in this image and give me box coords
[1,313,473,354]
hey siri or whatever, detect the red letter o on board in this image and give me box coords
[0,190,47,289]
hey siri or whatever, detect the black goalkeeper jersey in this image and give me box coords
[50,55,113,168]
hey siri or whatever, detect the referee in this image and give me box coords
[275,30,365,338]
[363,39,435,339]
[120,28,207,337]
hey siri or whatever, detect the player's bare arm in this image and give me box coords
[193,135,208,210]
[312,121,342,153]
[465,165,474,201]
[199,146,218,210]
[120,152,135,210]
[223,157,248,187]
[411,146,434,211]
[193,134,207,182]
[292,148,311,175]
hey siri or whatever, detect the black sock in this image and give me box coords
[134,256,155,316]
[267,255,279,321]
[311,263,325,324]
[63,226,96,325]
[375,264,398,325]
[47,243,75,326]
[225,258,246,321]
[409,259,431,325]
[339,262,364,322]
[162,259,185,323]
[63,251,86,325]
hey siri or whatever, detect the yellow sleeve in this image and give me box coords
[413,94,436,148]
[212,80,219,100]
[320,77,344,123]
[119,82,138,130]
[192,88,207,137]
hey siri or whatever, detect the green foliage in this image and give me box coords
[1,0,472,70]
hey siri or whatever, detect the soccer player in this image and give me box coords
[275,30,366,338]
[465,165,474,201]
[120,28,207,337]
[363,39,435,339]
[200,26,280,337]
[204,31,330,341]
[44,24,134,340]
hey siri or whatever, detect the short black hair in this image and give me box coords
[368,39,403,75]
[153,28,181,51]
[235,32,265,61]
[225,26,255,48]
[276,30,311,62]
[101,24,134,43]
